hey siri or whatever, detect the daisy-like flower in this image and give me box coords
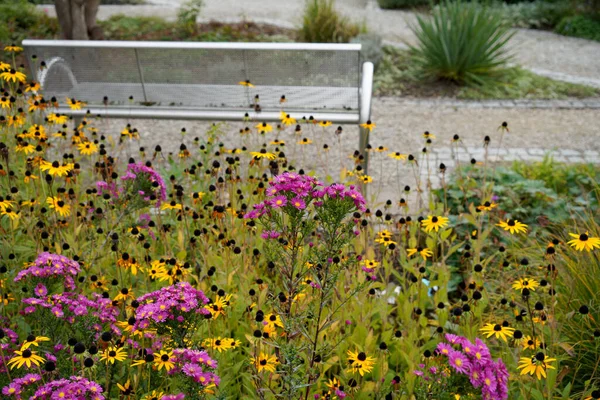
[25,81,40,92]
[496,219,528,234]
[40,160,73,177]
[280,112,296,126]
[47,113,69,124]
[264,313,284,330]
[255,122,272,133]
[204,294,232,319]
[142,391,165,400]
[567,232,600,251]
[202,337,239,352]
[0,61,10,71]
[0,96,10,109]
[372,146,388,153]
[362,259,380,273]
[253,352,279,373]
[423,131,435,139]
[359,120,376,131]
[477,201,498,211]
[318,121,332,128]
[346,349,375,376]
[298,138,313,145]
[154,350,175,371]
[77,141,98,155]
[520,335,541,350]
[66,97,86,110]
[375,230,396,246]
[421,215,449,232]
[360,175,373,184]
[517,353,556,380]
[238,79,254,87]
[448,350,470,374]
[407,247,433,260]
[100,346,127,364]
[1,209,19,221]
[161,201,182,211]
[0,69,26,83]
[7,349,45,369]
[117,379,134,396]
[20,335,50,351]
[46,196,71,217]
[15,142,36,155]
[388,152,407,160]
[0,197,15,212]
[512,278,540,292]
[250,150,276,160]
[4,44,23,52]
[479,323,515,342]
[290,197,306,210]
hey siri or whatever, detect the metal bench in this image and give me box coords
[23,40,374,168]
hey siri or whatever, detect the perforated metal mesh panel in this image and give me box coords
[25,43,361,114]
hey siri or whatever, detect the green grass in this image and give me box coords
[374,46,600,99]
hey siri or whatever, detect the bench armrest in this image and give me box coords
[359,61,374,124]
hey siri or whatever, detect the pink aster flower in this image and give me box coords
[448,350,471,374]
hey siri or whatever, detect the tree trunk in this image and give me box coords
[54,0,103,40]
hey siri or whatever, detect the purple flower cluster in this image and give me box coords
[30,376,104,400]
[22,292,119,324]
[133,282,210,332]
[163,395,185,400]
[437,334,509,400]
[120,162,167,205]
[172,348,220,386]
[2,373,42,398]
[14,252,80,290]
[244,172,366,219]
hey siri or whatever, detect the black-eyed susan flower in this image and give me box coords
[0,96,10,109]
[360,175,373,184]
[423,131,435,139]
[142,391,165,400]
[0,69,26,83]
[250,150,276,160]
[47,113,69,125]
[360,120,376,131]
[517,353,555,380]
[117,379,134,396]
[346,349,375,376]
[407,247,433,260]
[66,97,86,110]
[0,61,10,71]
[264,313,284,330]
[512,278,540,292]
[318,120,332,128]
[477,201,498,211]
[584,390,600,400]
[40,160,72,177]
[388,152,406,160]
[255,122,272,133]
[46,196,71,217]
[15,142,36,155]
[7,349,45,369]
[520,335,541,350]
[77,141,98,156]
[154,350,175,371]
[496,219,528,234]
[20,335,50,351]
[298,137,313,145]
[238,79,254,87]
[202,337,239,352]
[25,81,40,92]
[1,208,19,221]
[421,215,449,232]
[372,146,388,153]
[0,197,14,212]
[4,44,23,52]
[253,352,279,373]
[280,112,296,126]
[100,346,127,364]
[204,294,232,319]
[567,232,600,252]
[161,201,182,211]
[479,323,515,342]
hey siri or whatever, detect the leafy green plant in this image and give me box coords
[556,15,600,41]
[409,0,514,85]
[177,0,204,35]
[300,0,365,43]
[0,0,58,45]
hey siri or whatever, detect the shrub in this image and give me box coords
[409,0,514,85]
[556,14,600,41]
[0,0,58,45]
[300,0,364,43]
[492,1,573,29]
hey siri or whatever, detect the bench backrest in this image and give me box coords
[22,40,362,116]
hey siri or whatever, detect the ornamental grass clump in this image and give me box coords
[409,0,514,85]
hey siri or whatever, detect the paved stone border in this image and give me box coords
[384,97,600,109]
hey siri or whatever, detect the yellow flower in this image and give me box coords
[117,379,134,396]
[520,335,541,350]
[512,277,540,292]
[77,141,99,155]
[250,151,276,160]
[371,146,388,153]
[0,69,26,83]
[7,115,25,127]
[46,196,71,217]
[375,230,396,246]
[142,391,164,400]
[7,349,45,369]
[567,232,600,252]
[421,215,449,232]
[477,201,498,211]
[202,337,239,352]
[154,350,175,371]
[25,81,40,92]
[40,161,73,177]
[238,80,254,87]
[280,112,296,126]
[407,247,433,260]
[360,175,373,184]
[423,131,435,139]
[4,44,23,52]
[255,122,273,133]
[100,346,127,364]
[0,197,15,212]
[479,323,515,342]
[264,313,284,330]
[66,97,86,110]
[298,138,313,145]
[161,201,182,211]
[0,96,10,109]
[270,139,285,146]
[20,335,50,351]
[496,219,528,234]
[204,294,232,319]
[48,113,69,124]
[388,152,407,160]
[517,353,556,380]
[363,259,380,270]
[359,120,376,131]
[0,61,10,71]
[253,352,279,373]
[15,142,36,155]
[346,349,375,376]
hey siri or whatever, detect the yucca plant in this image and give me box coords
[300,0,364,43]
[409,0,514,85]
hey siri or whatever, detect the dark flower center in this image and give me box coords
[357,352,366,361]
[260,359,267,365]
[22,349,32,358]
[215,340,221,346]
[269,315,276,321]
[507,220,515,226]
[580,234,588,241]
[493,324,501,331]
[161,354,169,361]
[431,217,438,223]
[535,352,545,362]
[109,351,116,357]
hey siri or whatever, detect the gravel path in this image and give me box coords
[38,0,600,86]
